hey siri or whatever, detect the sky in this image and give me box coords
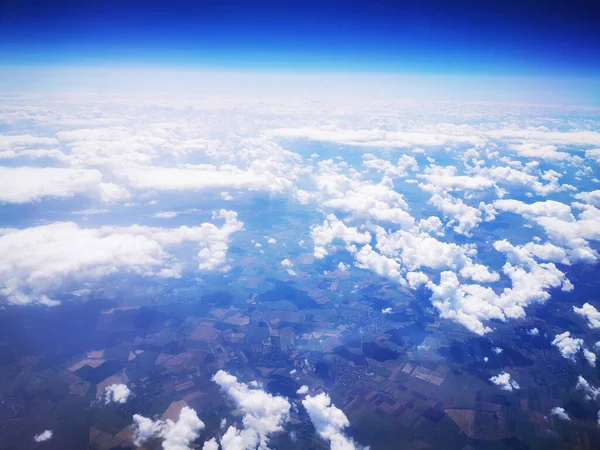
[0,0,599,75]
[1,0,600,104]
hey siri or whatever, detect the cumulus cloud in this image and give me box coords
[527,327,539,336]
[381,307,392,314]
[362,153,418,178]
[311,215,371,259]
[489,372,520,391]
[132,406,205,450]
[550,407,570,421]
[203,438,219,450]
[0,167,130,203]
[297,385,309,395]
[576,376,600,401]
[494,199,600,262]
[573,303,600,329]
[0,210,243,305]
[584,349,597,367]
[551,332,584,361]
[33,430,53,443]
[314,166,414,229]
[104,383,131,404]
[574,190,600,207]
[302,393,363,450]
[212,370,291,450]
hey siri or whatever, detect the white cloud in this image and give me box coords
[104,383,131,404]
[551,332,584,361]
[362,153,418,178]
[33,430,53,443]
[281,259,293,268]
[584,349,597,367]
[419,164,495,194]
[576,376,600,401]
[406,271,429,289]
[354,244,404,284]
[0,167,130,204]
[489,372,520,391]
[550,407,570,421]
[574,190,600,207]
[133,406,206,450]
[297,385,309,395]
[212,370,290,450]
[428,193,484,236]
[0,210,243,305]
[267,126,484,149]
[492,347,503,355]
[337,262,348,272]
[203,438,219,450]
[509,142,570,161]
[427,272,501,335]
[153,211,179,219]
[381,307,392,314]
[314,167,414,229]
[493,200,600,262]
[311,215,371,259]
[573,303,600,329]
[302,393,363,450]
[527,328,539,336]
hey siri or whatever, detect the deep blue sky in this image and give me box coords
[1,0,599,76]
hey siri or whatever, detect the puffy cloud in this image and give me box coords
[314,168,414,229]
[576,376,600,401]
[427,272,501,335]
[551,332,584,361]
[374,227,476,272]
[203,438,219,450]
[489,372,520,391]
[362,154,418,178]
[104,383,131,404]
[0,210,243,305]
[550,407,570,421]
[133,406,205,450]
[584,349,597,367]
[120,165,291,195]
[494,200,600,262]
[428,193,483,236]
[280,258,293,268]
[212,370,291,450]
[479,166,568,196]
[354,244,404,284]
[509,142,570,161]
[0,167,130,204]
[574,190,600,207]
[311,215,371,259]
[296,385,309,395]
[381,307,392,314]
[302,393,363,450]
[33,430,53,443]
[406,271,429,289]
[426,240,567,334]
[527,327,539,336]
[419,164,495,194]
[573,303,600,329]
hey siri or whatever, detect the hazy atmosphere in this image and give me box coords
[1,1,600,449]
